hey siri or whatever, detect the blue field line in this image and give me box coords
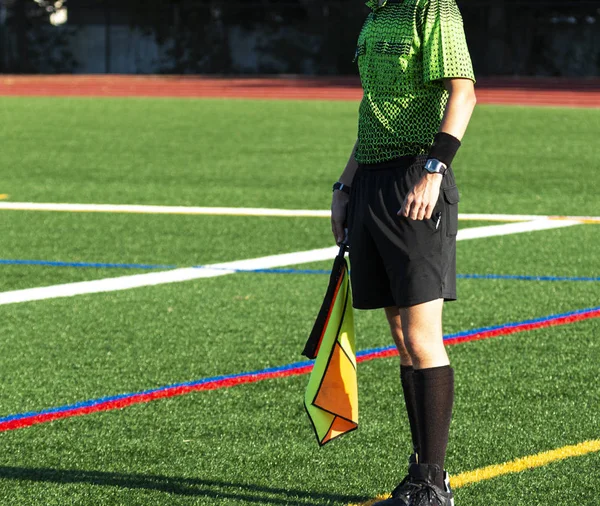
[437,304,600,340]
[0,258,330,275]
[0,259,178,270]
[0,359,315,423]
[457,273,600,282]
[356,306,600,358]
[245,268,332,275]
[2,305,600,426]
[1,258,600,282]
[355,306,600,358]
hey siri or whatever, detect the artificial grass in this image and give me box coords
[0,215,499,292]
[0,318,598,506]
[1,96,599,506]
[1,226,598,417]
[0,211,333,266]
[0,264,149,292]
[457,222,600,278]
[455,451,600,505]
[0,210,333,291]
[1,97,599,215]
[0,97,356,210]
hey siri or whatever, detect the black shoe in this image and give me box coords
[443,471,454,506]
[406,463,454,506]
[372,454,421,506]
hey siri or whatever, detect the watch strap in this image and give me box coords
[332,182,351,195]
[424,158,448,176]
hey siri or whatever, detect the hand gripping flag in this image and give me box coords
[302,244,358,446]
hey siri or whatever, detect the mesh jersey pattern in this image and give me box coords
[355,0,475,164]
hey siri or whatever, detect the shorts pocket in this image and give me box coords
[442,185,460,237]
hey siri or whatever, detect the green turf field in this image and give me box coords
[0,97,599,506]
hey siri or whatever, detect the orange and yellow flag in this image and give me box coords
[303,245,358,446]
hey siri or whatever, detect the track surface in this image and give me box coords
[1,75,599,107]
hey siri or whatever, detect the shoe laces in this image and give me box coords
[391,475,421,497]
[411,482,445,505]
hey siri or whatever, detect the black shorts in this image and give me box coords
[347,154,459,310]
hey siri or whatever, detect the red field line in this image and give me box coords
[1,75,599,107]
[2,305,599,433]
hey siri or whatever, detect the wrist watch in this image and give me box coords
[424,158,448,176]
[332,182,351,195]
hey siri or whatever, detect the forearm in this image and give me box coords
[402,80,476,221]
[337,140,359,186]
[331,140,358,244]
[439,79,477,141]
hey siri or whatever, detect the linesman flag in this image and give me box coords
[302,244,358,446]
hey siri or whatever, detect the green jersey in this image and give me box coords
[355,0,475,164]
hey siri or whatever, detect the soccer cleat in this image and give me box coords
[371,454,422,506]
[406,463,454,506]
[443,471,454,506]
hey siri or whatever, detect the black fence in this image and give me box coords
[0,0,599,76]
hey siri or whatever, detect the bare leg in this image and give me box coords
[398,298,453,486]
[384,306,420,455]
[384,306,412,366]
[399,298,448,370]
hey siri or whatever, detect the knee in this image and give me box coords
[397,345,412,365]
[404,338,431,361]
[404,335,449,369]
[386,314,412,364]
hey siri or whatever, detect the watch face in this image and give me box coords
[426,160,444,173]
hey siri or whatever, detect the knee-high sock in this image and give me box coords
[400,365,421,456]
[414,365,454,488]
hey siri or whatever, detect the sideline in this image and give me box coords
[0,220,580,306]
[0,202,599,223]
[350,440,600,505]
[1,305,598,432]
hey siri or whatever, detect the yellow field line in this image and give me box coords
[549,216,600,224]
[451,439,600,487]
[349,439,600,506]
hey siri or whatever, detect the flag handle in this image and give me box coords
[338,232,349,258]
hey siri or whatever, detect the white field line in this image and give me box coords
[460,213,600,223]
[0,246,340,305]
[0,220,580,306]
[457,219,580,240]
[0,202,331,218]
[0,202,599,223]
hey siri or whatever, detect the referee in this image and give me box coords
[331,1,476,505]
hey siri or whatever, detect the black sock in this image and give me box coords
[414,365,454,489]
[400,365,421,457]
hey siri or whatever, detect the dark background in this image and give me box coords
[0,0,599,76]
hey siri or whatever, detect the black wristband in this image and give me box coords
[428,132,461,167]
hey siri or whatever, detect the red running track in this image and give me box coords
[1,75,599,107]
